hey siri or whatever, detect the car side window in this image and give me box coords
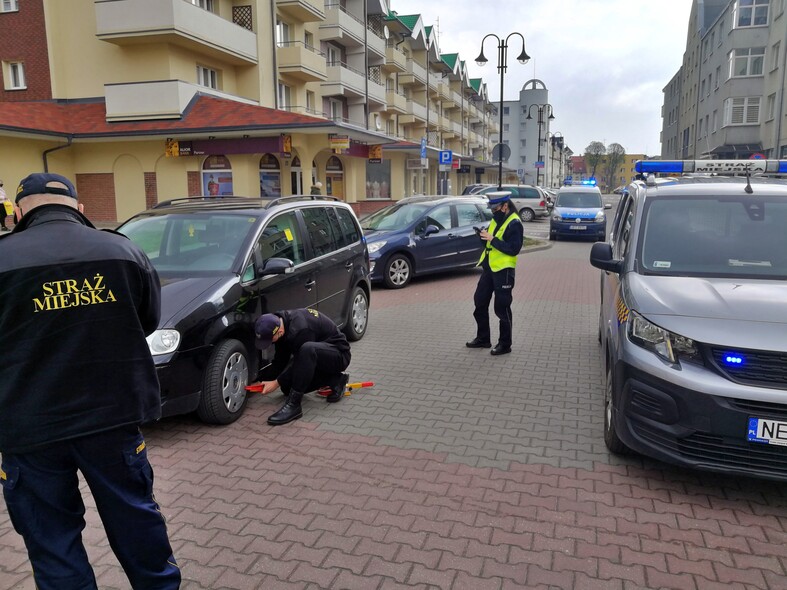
[615,198,636,259]
[258,211,306,265]
[301,207,338,258]
[425,205,452,230]
[334,207,361,247]
[521,188,539,199]
[455,203,485,227]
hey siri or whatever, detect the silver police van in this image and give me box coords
[590,159,787,481]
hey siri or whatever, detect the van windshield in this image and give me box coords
[556,192,602,208]
[361,203,431,230]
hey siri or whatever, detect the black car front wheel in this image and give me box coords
[198,339,249,424]
[383,254,412,289]
[344,286,369,341]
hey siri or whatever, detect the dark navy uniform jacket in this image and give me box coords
[0,204,162,453]
[270,308,350,383]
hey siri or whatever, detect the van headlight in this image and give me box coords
[147,329,181,356]
[627,312,699,364]
[595,211,605,222]
[368,241,387,254]
[552,213,562,221]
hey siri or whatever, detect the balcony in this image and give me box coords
[399,58,426,85]
[322,2,365,47]
[322,61,366,98]
[94,0,257,65]
[399,99,427,124]
[383,45,406,72]
[277,41,327,82]
[368,79,386,109]
[104,79,258,121]
[385,90,407,114]
[366,27,386,60]
[276,0,325,22]
[439,115,451,133]
[452,120,463,135]
[439,82,453,105]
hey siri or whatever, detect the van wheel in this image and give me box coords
[384,254,412,288]
[344,286,369,341]
[520,209,535,223]
[198,339,249,424]
[604,365,628,454]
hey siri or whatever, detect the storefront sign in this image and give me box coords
[368,145,383,163]
[330,135,351,151]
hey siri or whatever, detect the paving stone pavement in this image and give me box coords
[2,239,787,590]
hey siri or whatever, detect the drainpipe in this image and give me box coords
[774,11,787,157]
[270,0,279,109]
[43,136,73,172]
[364,0,369,130]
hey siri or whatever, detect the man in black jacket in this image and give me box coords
[0,173,180,589]
[253,308,351,425]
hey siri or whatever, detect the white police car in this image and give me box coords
[591,159,787,481]
[550,180,609,241]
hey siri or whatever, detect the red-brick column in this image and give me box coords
[187,171,201,196]
[75,173,117,223]
[144,172,157,208]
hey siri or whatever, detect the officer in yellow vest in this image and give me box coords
[466,191,524,355]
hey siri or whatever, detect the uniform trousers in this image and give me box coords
[472,266,516,348]
[278,341,351,394]
[1,425,180,590]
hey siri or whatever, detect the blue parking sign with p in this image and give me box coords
[439,150,452,165]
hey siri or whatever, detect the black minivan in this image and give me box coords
[118,195,371,425]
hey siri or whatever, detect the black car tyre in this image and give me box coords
[549,233,557,241]
[520,208,535,223]
[604,365,628,454]
[383,254,412,289]
[343,286,369,341]
[198,338,249,424]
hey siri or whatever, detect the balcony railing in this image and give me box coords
[275,0,325,22]
[276,40,327,81]
[324,60,366,97]
[323,2,364,45]
[94,0,257,64]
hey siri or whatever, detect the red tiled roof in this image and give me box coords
[0,95,331,138]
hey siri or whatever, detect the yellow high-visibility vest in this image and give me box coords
[478,213,518,271]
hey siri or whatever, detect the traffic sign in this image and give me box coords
[420,137,427,158]
[535,161,545,169]
[439,150,453,165]
[491,143,510,163]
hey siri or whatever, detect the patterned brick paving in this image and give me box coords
[2,239,787,589]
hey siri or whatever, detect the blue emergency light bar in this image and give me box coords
[635,159,787,174]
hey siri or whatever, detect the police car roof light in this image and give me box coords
[635,159,787,175]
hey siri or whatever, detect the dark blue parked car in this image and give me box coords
[361,196,492,288]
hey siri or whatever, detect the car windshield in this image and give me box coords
[361,203,431,230]
[119,213,256,272]
[639,196,787,278]
[556,192,602,208]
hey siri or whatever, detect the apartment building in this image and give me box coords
[661,0,787,160]
[0,0,500,223]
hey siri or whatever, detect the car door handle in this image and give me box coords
[305,280,316,290]
[447,233,457,239]
[345,261,353,271]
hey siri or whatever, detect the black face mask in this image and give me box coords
[493,210,506,224]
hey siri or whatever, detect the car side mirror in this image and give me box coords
[589,242,623,273]
[604,203,612,210]
[423,224,440,237]
[260,257,294,276]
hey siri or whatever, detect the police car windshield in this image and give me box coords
[361,203,431,231]
[556,192,602,208]
[639,196,787,278]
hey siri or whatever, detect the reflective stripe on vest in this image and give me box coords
[478,213,518,271]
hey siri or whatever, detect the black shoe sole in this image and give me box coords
[490,348,512,356]
[465,342,492,349]
[267,410,303,425]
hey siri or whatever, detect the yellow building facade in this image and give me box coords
[0,0,502,222]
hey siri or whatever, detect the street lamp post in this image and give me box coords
[545,131,563,188]
[475,32,530,190]
[526,104,554,187]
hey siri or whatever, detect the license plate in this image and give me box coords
[569,225,586,230]
[747,417,787,446]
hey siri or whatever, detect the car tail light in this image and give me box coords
[539,200,545,207]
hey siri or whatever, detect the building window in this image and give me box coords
[712,110,718,132]
[768,93,776,120]
[278,83,292,109]
[734,0,768,27]
[305,31,315,49]
[306,90,315,114]
[329,98,343,121]
[503,106,509,115]
[772,42,780,71]
[728,47,765,78]
[503,123,509,132]
[189,0,213,11]
[5,61,25,89]
[700,79,706,99]
[196,66,217,89]
[276,19,290,47]
[715,65,721,89]
[723,96,761,126]
[1,0,18,12]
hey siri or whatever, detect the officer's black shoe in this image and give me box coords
[490,344,512,356]
[327,372,349,403]
[465,338,492,349]
[267,391,304,425]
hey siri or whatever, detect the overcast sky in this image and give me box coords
[389,0,693,156]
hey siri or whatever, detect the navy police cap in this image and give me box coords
[485,191,512,207]
[16,173,78,204]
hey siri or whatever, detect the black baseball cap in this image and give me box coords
[16,173,77,203]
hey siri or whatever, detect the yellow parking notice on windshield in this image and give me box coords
[284,228,293,241]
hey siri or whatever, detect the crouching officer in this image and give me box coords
[466,191,524,356]
[252,308,351,425]
[0,173,180,590]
